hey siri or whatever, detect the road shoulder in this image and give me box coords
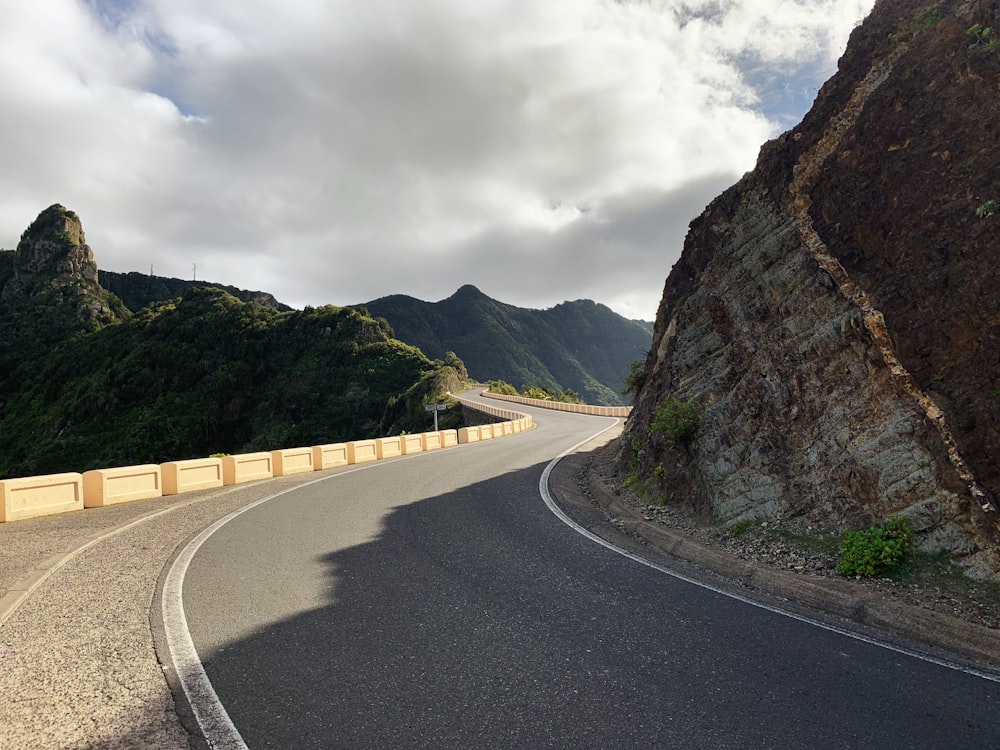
[548,431,1000,675]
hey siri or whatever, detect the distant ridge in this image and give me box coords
[99,270,292,313]
[363,285,652,405]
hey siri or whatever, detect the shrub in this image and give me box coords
[836,517,913,577]
[648,397,702,445]
[622,359,651,401]
[976,200,999,218]
[486,380,518,396]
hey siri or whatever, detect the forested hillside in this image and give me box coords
[364,285,652,405]
[0,205,467,478]
[98,270,292,313]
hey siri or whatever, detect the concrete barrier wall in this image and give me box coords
[313,443,348,469]
[347,440,378,464]
[162,458,223,496]
[481,390,632,417]
[421,432,443,451]
[272,447,315,477]
[401,434,424,455]
[0,473,84,522]
[222,453,274,485]
[376,436,403,459]
[0,392,543,523]
[83,465,162,508]
[458,426,481,443]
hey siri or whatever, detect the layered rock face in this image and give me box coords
[1,204,124,329]
[624,0,1000,577]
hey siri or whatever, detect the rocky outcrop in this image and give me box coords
[624,0,1000,578]
[1,204,126,330]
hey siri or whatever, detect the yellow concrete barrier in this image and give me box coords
[161,458,223,496]
[312,443,348,469]
[222,453,274,485]
[441,430,458,447]
[0,473,84,522]
[347,440,378,464]
[421,432,443,451]
[458,426,480,443]
[83,465,162,507]
[401,434,424,455]
[271,447,315,477]
[502,422,514,436]
[376,436,403,459]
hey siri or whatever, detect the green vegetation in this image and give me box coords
[0,285,469,478]
[0,205,478,479]
[967,24,1000,53]
[99,270,292,313]
[363,285,652,406]
[521,386,583,403]
[621,358,651,403]
[915,2,943,28]
[488,380,584,404]
[648,397,703,446]
[836,517,913,577]
[728,518,761,538]
[975,200,999,218]
[486,380,518,396]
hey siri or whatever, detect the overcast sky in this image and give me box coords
[1,0,873,321]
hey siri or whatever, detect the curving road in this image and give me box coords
[169,394,999,749]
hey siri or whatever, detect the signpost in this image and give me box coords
[425,403,447,431]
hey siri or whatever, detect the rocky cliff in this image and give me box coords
[623,0,1000,578]
[0,204,129,384]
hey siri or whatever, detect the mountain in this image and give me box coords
[363,284,653,405]
[0,204,129,382]
[0,206,468,479]
[98,270,292,313]
[621,0,1000,577]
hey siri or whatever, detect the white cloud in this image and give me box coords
[0,0,874,321]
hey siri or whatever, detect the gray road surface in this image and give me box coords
[178,398,1000,749]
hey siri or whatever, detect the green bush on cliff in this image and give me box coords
[837,517,913,577]
[648,397,702,445]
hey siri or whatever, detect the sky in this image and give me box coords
[0,0,874,321]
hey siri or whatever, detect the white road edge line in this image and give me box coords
[159,451,478,749]
[539,419,1000,685]
[161,464,383,750]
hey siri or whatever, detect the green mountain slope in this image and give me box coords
[0,206,466,479]
[363,285,652,405]
[98,270,292,313]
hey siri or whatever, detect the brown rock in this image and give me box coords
[625,0,1000,579]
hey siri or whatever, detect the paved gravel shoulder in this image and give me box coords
[0,472,342,750]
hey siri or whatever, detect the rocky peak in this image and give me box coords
[9,204,98,288]
[1,204,124,335]
[625,0,1000,578]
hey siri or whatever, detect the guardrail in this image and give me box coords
[480,391,632,417]
[0,388,631,523]
[0,403,535,523]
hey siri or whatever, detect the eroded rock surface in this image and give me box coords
[624,0,1000,578]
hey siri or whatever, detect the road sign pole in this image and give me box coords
[425,403,446,431]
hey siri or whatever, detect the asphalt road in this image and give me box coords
[176,399,999,749]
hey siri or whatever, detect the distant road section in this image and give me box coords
[174,393,999,749]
